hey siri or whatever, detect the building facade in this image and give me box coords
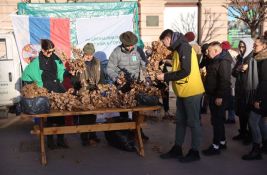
[1,0,266,46]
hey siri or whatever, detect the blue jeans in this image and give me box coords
[175,94,202,150]
[249,111,267,144]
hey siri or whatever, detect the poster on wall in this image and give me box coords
[164,6,198,41]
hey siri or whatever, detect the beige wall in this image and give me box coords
[0,0,18,31]
[139,0,229,45]
[139,0,165,47]
[200,0,228,43]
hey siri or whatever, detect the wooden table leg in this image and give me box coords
[39,118,47,166]
[134,111,145,157]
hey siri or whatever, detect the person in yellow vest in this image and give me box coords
[156,29,205,163]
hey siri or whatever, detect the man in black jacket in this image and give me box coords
[202,41,232,156]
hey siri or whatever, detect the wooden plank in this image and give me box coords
[39,118,47,166]
[31,122,147,135]
[32,122,137,135]
[20,106,161,119]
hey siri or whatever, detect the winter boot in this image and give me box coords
[160,145,183,159]
[179,149,200,163]
[242,143,262,160]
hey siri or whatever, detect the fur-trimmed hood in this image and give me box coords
[254,49,267,61]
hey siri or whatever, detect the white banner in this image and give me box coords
[76,14,134,62]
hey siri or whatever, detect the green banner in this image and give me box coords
[17,2,143,47]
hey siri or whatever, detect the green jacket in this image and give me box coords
[22,57,65,87]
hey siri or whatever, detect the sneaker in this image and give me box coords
[160,145,183,159]
[179,149,200,163]
[202,145,221,156]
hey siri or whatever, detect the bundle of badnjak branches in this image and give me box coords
[21,80,160,111]
[49,88,82,111]
[21,83,49,98]
[145,41,172,81]
[68,47,86,76]
[21,84,82,111]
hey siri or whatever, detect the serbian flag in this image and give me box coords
[11,15,71,69]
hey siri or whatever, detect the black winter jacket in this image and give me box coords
[254,49,267,116]
[204,50,232,98]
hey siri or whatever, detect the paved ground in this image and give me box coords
[0,96,267,175]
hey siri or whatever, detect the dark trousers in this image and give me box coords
[79,114,97,143]
[46,117,65,144]
[209,96,226,145]
[236,99,250,135]
[175,94,202,150]
[162,87,169,112]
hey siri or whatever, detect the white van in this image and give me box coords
[0,31,22,117]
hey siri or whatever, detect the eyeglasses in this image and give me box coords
[46,49,55,54]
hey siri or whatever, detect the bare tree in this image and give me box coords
[223,0,267,38]
[199,9,224,44]
[171,12,197,35]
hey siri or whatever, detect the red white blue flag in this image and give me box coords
[12,15,71,69]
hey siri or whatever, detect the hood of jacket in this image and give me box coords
[240,38,254,58]
[169,32,189,51]
[214,50,232,63]
[254,49,267,61]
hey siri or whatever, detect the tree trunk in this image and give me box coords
[250,26,257,39]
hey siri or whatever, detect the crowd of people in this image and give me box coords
[21,29,267,163]
[157,29,267,162]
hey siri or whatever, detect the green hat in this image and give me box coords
[83,43,95,55]
[119,31,138,47]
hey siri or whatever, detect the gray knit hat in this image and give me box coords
[83,43,95,55]
[119,31,138,47]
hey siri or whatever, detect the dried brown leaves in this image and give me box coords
[145,41,172,81]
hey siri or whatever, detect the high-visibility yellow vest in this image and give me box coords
[171,48,205,97]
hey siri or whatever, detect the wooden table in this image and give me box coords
[20,106,161,166]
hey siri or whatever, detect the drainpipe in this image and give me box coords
[197,0,202,44]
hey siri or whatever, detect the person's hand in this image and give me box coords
[241,64,248,72]
[156,73,164,81]
[200,67,207,77]
[254,101,261,109]
[145,77,152,86]
[215,98,223,106]
[117,79,123,85]
[69,70,75,76]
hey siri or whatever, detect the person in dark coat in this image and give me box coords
[242,36,267,160]
[232,38,256,144]
[202,41,232,156]
[72,43,103,146]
